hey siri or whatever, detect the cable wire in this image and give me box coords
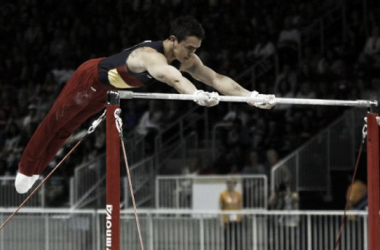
[114,108,145,250]
[334,130,366,250]
[0,110,106,232]
[0,135,87,232]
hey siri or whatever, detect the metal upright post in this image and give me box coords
[366,113,380,250]
[106,91,121,250]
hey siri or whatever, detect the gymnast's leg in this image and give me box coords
[15,58,107,193]
[34,95,107,175]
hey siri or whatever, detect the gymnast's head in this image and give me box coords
[168,16,205,62]
[226,178,238,192]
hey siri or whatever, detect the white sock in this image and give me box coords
[32,175,40,183]
[15,172,40,194]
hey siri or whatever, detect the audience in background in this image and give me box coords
[242,150,265,175]
[1,0,379,207]
[346,176,367,211]
[346,176,367,220]
[358,26,380,71]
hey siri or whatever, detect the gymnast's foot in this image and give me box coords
[15,172,40,194]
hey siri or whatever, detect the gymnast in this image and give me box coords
[15,16,275,193]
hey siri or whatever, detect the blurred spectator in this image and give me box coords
[268,172,298,215]
[362,77,380,101]
[247,113,266,150]
[277,16,301,66]
[248,32,276,62]
[296,82,316,99]
[22,104,38,129]
[300,47,320,71]
[346,177,367,211]
[51,60,75,86]
[274,64,298,95]
[298,115,314,144]
[358,26,380,69]
[45,173,69,206]
[222,104,249,127]
[298,63,315,83]
[274,76,294,112]
[136,100,164,154]
[242,150,266,208]
[0,159,9,182]
[215,146,245,175]
[164,101,182,124]
[272,182,300,232]
[316,49,340,77]
[176,166,198,208]
[315,81,334,99]
[136,100,163,136]
[219,178,243,250]
[265,149,292,206]
[346,177,367,220]
[122,101,142,133]
[242,150,265,175]
[225,119,247,150]
[263,120,283,149]
[2,123,22,157]
[280,123,298,154]
[0,110,8,150]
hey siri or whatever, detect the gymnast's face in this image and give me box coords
[171,36,202,62]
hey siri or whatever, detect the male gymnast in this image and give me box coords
[15,16,275,193]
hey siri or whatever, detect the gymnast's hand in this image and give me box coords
[248,91,276,109]
[193,90,220,107]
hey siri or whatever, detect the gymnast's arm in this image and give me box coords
[182,54,251,97]
[183,55,276,109]
[127,47,198,94]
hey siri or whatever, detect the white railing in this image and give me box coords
[0,177,45,208]
[123,156,155,208]
[70,154,105,208]
[0,208,368,250]
[125,134,149,163]
[0,208,97,250]
[155,132,199,172]
[156,175,268,210]
[69,132,200,209]
[154,109,205,150]
[271,109,368,194]
[125,132,200,208]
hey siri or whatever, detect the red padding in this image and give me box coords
[366,113,380,250]
[106,105,120,250]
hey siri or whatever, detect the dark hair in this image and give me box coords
[170,16,205,42]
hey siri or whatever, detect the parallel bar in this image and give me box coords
[366,113,380,250]
[119,91,377,108]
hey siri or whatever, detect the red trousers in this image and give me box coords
[19,58,114,176]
